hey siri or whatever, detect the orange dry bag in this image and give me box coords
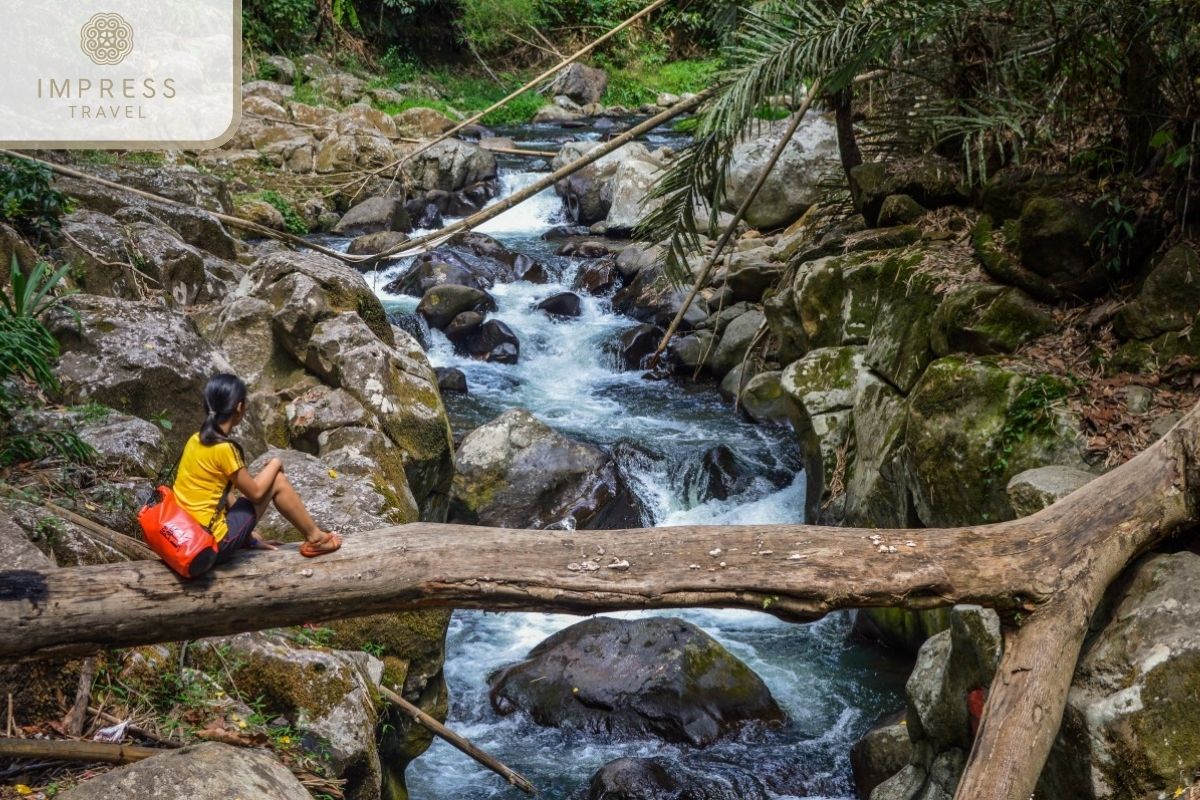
[138,482,228,579]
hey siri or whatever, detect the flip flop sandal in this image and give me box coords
[300,532,342,558]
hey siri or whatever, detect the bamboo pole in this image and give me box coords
[0,738,162,764]
[350,0,673,199]
[647,82,821,369]
[378,686,535,795]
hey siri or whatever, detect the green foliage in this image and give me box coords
[0,155,73,238]
[1,256,77,320]
[600,56,723,108]
[260,190,310,235]
[243,0,314,51]
[984,375,1071,481]
[1091,193,1138,274]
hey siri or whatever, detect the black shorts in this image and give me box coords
[215,498,258,564]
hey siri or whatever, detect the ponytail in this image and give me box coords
[200,373,248,464]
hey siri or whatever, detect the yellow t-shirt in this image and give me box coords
[172,433,245,542]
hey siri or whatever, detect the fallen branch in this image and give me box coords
[379,685,534,795]
[62,656,97,737]
[0,737,162,764]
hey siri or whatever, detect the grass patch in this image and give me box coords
[601,56,723,108]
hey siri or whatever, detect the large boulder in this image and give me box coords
[488,617,785,746]
[903,357,1086,527]
[332,196,412,237]
[569,757,769,800]
[450,409,642,529]
[45,295,231,448]
[1039,551,1200,799]
[401,140,497,194]
[605,154,668,235]
[1017,196,1106,299]
[393,107,456,138]
[553,142,652,225]
[723,115,839,229]
[1114,244,1200,340]
[57,742,310,800]
[417,284,496,329]
[931,283,1054,357]
[547,62,608,105]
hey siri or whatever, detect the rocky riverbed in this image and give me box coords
[1,49,1198,800]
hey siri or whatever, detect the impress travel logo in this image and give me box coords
[0,0,241,149]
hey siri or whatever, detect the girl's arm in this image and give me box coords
[233,457,283,503]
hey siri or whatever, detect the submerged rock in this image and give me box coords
[435,367,468,394]
[57,742,310,800]
[450,409,641,529]
[536,291,583,318]
[488,617,784,746]
[570,756,769,800]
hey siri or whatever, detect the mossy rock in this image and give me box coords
[864,252,941,393]
[791,254,885,350]
[972,215,1062,302]
[877,194,927,226]
[1017,196,1107,299]
[931,283,1054,357]
[1114,244,1200,340]
[1110,329,1200,377]
[848,157,964,226]
[856,608,952,657]
[903,357,1085,527]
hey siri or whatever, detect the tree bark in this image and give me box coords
[1,405,1198,800]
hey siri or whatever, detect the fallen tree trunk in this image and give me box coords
[1,405,1198,800]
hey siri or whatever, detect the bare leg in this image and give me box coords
[253,473,331,544]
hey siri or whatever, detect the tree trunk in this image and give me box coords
[2,405,1199,800]
[832,86,863,183]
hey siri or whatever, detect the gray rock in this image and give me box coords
[723,116,840,229]
[488,617,784,746]
[286,386,370,452]
[547,62,608,105]
[711,309,766,376]
[261,55,296,83]
[1006,465,1095,517]
[450,409,642,529]
[347,230,409,256]
[738,370,795,425]
[401,140,497,194]
[570,756,769,800]
[0,511,55,571]
[930,284,1054,357]
[724,255,786,303]
[1041,551,1200,799]
[243,80,295,104]
[251,447,413,535]
[851,711,913,799]
[58,742,310,800]
[870,763,927,800]
[435,367,468,394]
[75,411,169,479]
[45,295,232,448]
[393,107,456,138]
[605,154,667,235]
[333,197,412,237]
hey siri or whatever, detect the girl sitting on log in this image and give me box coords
[173,373,343,565]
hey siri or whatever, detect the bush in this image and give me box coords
[0,155,73,239]
[259,190,309,235]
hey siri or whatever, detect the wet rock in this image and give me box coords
[435,367,468,394]
[57,742,310,800]
[393,107,456,138]
[680,444,752,504]
[45,295,231,448]
[387,311,430,351]
[616,323,664,370]
[463,319,520,364]
[711,309,766,377]
[347,230,409,257]
[557,240,611,258]
[612,264,706,330]
[536,291,583,318]
[552,142,652,225]
[407,231,550,291]
[851,711,912,799]
[723,116,839,229]
[417,285,497,329]
[573,258,620,295]
[1017,196,1106,299]
[849,157,964,227]
[570,757,769,800]
[931,284,1053,357]
[543,225,592,240]
[1114,244,1200,340]
[333,197,412,237]
[450,409,641,529]
[547,62,608,105]
[1040,552,1200,800]
[405,196,445,230]
[444,311,485,346]
[488,616,784,746]
[1005,465,1095,518]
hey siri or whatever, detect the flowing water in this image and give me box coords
[357,120,908,799]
